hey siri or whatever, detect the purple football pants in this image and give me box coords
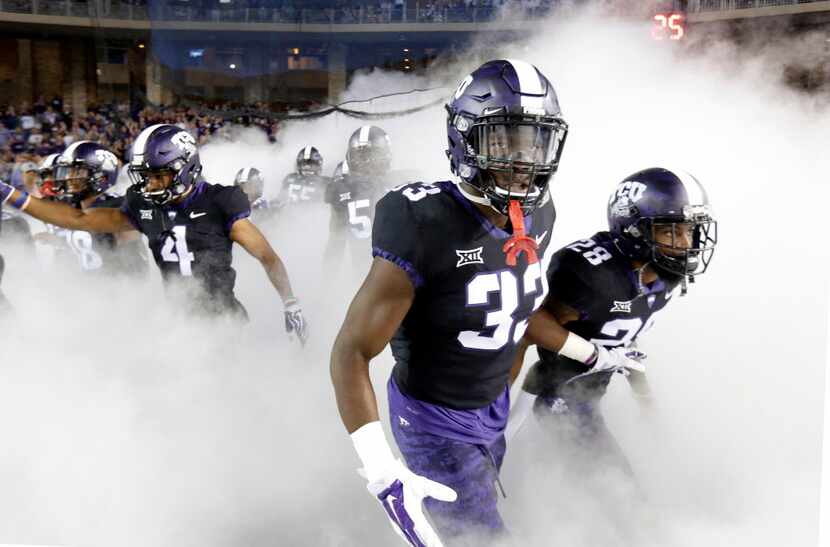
[390,414,507,544]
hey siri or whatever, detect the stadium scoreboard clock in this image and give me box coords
[652,12,686,41]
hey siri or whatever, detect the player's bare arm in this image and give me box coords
[510,299,579,388]
[331,257,414,433]
[509,338,531,386]
[1,184,132,234]
[230,218,295,302]
[523,296,580,352]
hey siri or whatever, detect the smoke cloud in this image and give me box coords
[0,6,826,546]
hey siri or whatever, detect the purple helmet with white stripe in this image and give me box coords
[128,124,201,206]
[53,141,120,204]
[608,167,717,279]
[346,125,391,177]
[446,59,568,216]
[332,160,349,182]
[296,146,323,176]
[234,166,264,203]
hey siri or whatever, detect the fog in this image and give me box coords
[0,6,827,547]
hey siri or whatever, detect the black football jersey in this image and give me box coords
[374,181,557,410]
[280,173,330,205]
[46,195,147,275]
[1,203,33,247]
[535,231,679,401]
[121,181,250,308]
[325,173,387,243]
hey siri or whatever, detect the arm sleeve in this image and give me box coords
[371,191,425,289]
[546,251,594,317]
[219,187,252,231]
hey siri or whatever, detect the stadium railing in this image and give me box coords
[688,0,830,12]
[0,0,550,23]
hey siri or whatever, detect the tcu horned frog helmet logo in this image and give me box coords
[609,180,647,218]
[94,149,118,172]
[171,131,197,159]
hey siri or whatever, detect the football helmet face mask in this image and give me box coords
[296,146,323,177]
[446,59,568,216]
[346,126,391,177]
[234,167,265,204]
[128,124,201,206]
[607,167,717,280]
[53,142,119,205]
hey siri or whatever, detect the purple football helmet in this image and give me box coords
[608,167,717,280]
[346,126,391,177]
[38,153,60,178]
[234,166,265,203]
[446,59,568,216]
[53,141,119,205]
[296,146,323,176]
[128,124,201,206]
[332,160,349,182]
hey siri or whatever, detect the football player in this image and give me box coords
[0,186,33,248]
[331,60,587,545]
[38,153,61,199]
[324,126,392,268]
[40,141,149,277]
[234,167,276,213]
[0,124,308,342]
[279,146,330,206]
[506,167,717,476]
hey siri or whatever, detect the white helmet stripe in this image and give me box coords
[358,125,371,145]
[61,140,92,161]
[506,58,544,110]
[671,167,706,205]
[132,124,167,162]
[240,167,252,182]
[303,146,312,160]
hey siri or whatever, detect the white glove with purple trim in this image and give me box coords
[283,298,308,347]
[352,422,457,547]
[588,345,647,376]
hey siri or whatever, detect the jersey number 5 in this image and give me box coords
[160,226,195,275]
[348,200,372,239]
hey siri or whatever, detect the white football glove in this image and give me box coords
[352,422,457,547]
[589,345,647,376]
[283,298,308,346]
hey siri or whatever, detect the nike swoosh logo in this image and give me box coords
[189,212,207,219]
[535,230,549,246]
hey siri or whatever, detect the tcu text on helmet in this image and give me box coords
[610,181,647,205]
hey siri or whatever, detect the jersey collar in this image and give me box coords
[172,181,206,211]
[442,180,533,240]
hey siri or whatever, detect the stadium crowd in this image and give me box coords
[0,97,300,188]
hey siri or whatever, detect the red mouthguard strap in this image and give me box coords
[502,200,538,266]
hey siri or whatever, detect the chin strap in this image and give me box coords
[455,180,492,208]
[503,200,538,266]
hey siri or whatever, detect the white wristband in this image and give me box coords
[559,332,596,364]
[350,421,396,483]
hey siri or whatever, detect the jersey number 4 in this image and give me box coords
[457,263,548,351]
[160,226,195,275]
